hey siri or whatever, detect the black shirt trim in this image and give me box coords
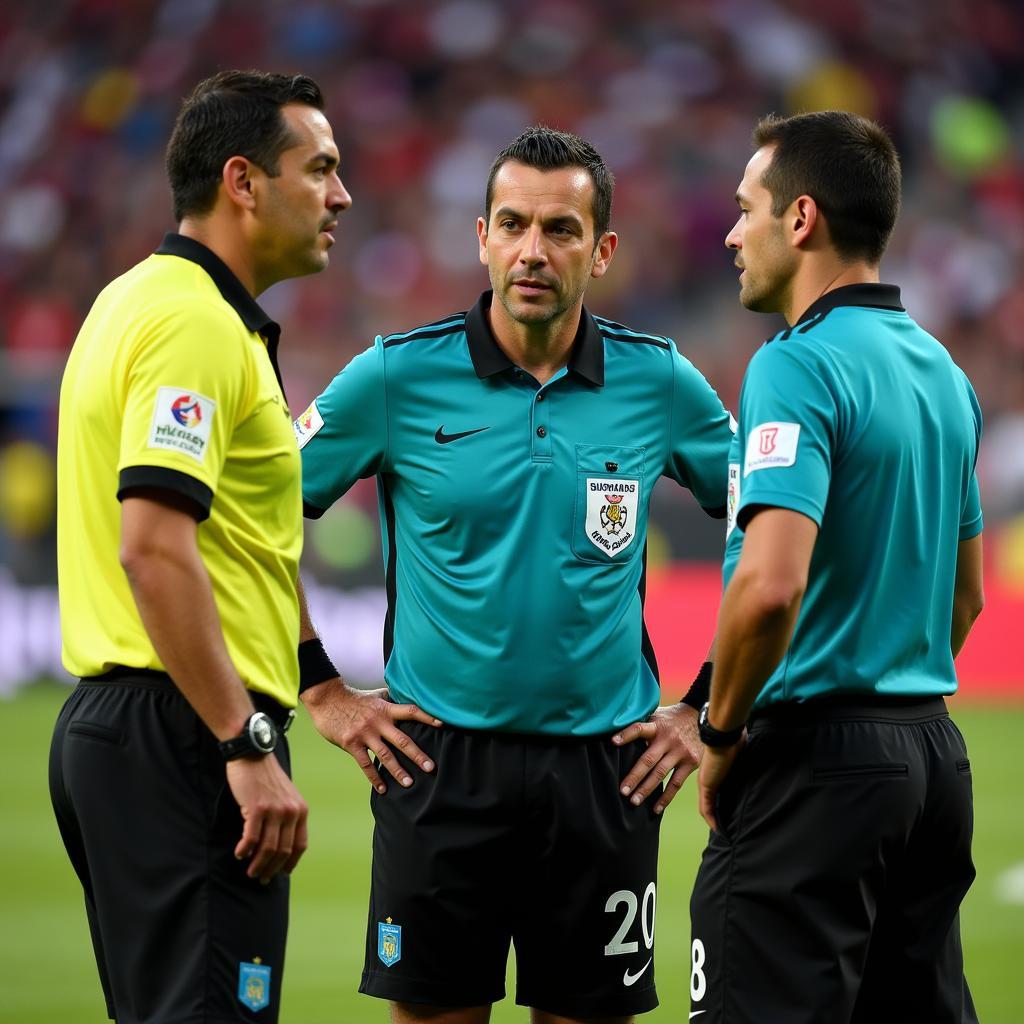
[154,233,284,390]
[464,291,605,385]
[117,466,214,522]
[794,283,904,326]
[303,500,327,520]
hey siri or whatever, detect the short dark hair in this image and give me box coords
[166,70,325,222]
[753,111,901,265]
[484,125,615,241]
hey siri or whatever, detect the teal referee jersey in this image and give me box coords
[725,284,983,709]
[298,291,732,734]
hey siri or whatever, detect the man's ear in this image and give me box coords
[222,156,258,211]
[789,194,818,248]
[477,216,489,267]
[590,230,618,279]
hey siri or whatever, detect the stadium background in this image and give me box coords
[0,0,1021,1020]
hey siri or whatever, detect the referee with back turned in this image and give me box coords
[689,111,984,1023]
[49,71,354,1023]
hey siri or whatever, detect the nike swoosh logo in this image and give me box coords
[434,425,490,444]
[622,957,652,987]
[689,1013,706,1019]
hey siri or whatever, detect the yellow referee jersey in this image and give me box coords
[57,234,302,707]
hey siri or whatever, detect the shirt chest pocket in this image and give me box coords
[570,444,646,564]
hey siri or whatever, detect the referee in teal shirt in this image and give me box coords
[296,127,732,1023]
[690,112,984,1024]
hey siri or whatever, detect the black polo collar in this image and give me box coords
[464,290,605,386]
[155,232,282,352]
[795,283,904,326]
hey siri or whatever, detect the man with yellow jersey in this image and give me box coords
[49,71,351,1024]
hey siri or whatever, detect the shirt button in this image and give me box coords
[536,426,547,438]
[537,392,545,402]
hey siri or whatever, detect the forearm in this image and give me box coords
[708,570,802,730]
[124,544,253,740]
[951,601,981,658]
[296,573,319,643]
[951,534,984,658]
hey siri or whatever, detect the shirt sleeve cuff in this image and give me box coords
[700,503,727,520]
[736,491,823,532]
[117,466,213,522]
[958,516,983,541]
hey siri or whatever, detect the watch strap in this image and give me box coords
[218,711,278,761]
[698,702,745,748]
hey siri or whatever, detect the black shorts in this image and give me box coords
[48,671,294,1024]
[689,697,978,1024]
[359,722,662,1018]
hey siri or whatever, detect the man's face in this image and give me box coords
[477,161,612,328]
[253,103,351,281]
[725,145,795,313]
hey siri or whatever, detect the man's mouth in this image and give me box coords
[513,278,553,295]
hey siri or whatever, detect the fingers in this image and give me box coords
[619,743,663,799]
[351,747,387,794]
[699,784,719,831]
[284,810,310,875]
[247,818,282,882]
[618,715,699,806]
[370,741,414,789]
[383,724,434,774]
[611,720,654,746]
[623,751,679,808]
[389,702,444,728]
[228,759,309,881]
[246,795,309,882]
[653,758,697,815]
[234,806,261,863]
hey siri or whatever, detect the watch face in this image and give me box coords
[250,713,276,752]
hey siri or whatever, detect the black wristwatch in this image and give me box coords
[218,711,279,761]
[698,702,745,748]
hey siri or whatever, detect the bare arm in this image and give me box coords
[951,533,984,658]
[698,508,818,829]
[120,493,307,881]
[297,574,442,793]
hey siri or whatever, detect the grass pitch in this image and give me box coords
[2,683,1020,1023]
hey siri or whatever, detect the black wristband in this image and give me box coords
[298,637,339,694]
[680,661,712,711]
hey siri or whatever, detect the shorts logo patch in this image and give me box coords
[585,477,639,556]
[378,918,402,967]
[726,463,740,537]
[148,386,215,462]
[237,959,271,1012]
[744,421,800,477]
[293,401,324,450]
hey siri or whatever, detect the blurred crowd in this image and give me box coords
[1,0,1023,587]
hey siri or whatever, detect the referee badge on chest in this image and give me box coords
[585,477,639,556]
[378,918,402,967]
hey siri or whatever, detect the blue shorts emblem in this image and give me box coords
[238,960,272,1012]
[378,920,402,967]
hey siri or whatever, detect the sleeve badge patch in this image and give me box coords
[147,387,216,462]
[744,421,801,477]
[726,463,740,537]
[293,401,324,450]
